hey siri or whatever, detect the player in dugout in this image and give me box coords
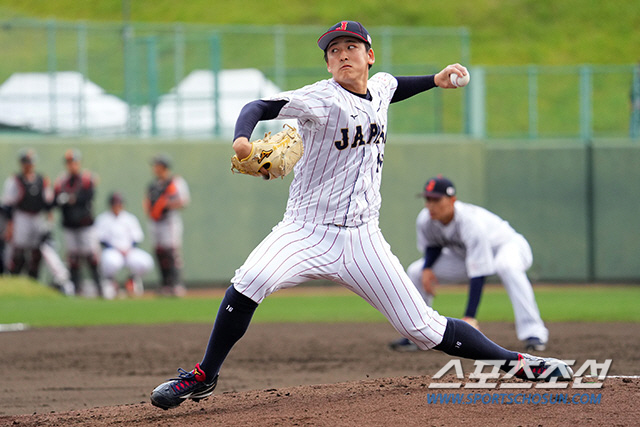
[1,148,53,280]
[144,154,190,297]
[53,149,101,297]
[94,192,154,299]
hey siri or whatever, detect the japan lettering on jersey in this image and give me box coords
[271,72,398,226]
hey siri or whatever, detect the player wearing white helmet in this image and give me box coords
[389,176,548,353]
[150,20,572,410]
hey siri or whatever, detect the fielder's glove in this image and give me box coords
[231,124,304,180]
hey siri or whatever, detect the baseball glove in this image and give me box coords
[231,124,304,180]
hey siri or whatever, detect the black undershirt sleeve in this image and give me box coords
[234,75,435,139]
[391,75,437,103]
[464,276,486,318]
[423,245,443,269]
[233,99,288,140]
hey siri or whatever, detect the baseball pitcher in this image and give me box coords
[150,21,572,410]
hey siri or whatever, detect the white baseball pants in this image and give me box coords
[100,247,154,279]
[232,220,448,349]
[406,234,548,343]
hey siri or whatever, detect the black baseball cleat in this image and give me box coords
[150,363,218,410]
[388,337,419,352]
[513,353,573,382]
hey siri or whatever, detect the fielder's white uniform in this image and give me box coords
[94,210,154,280]
[232,74,448,349]
[406,201,549,342]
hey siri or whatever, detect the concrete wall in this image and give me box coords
[1,136,638,284]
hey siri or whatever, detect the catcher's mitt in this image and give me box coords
[231,124,304,180]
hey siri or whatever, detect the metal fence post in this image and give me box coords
[380,27,392,74]
[174,24,185,137]
[77,22,88,134]
[274,26,286,90]
[528,65,538,139]
[469,66,486,138]
[210,33,221,137]
[145,36,159,136]
[379,28,395,127]
[631,64,640,140]
[460,28,471,69]
[579,65,593,140]
[461,28,471,135]
[580,65,595,281]
[47,19,58,133]
[122,22,136,134]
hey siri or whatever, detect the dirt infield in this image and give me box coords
[1,320,638,426]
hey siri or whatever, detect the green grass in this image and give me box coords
[0,0,637,65]
[438,285,640,323]
[1,278,638,328]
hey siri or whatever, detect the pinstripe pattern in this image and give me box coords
[233,220,447,348]
[232,72,447,349]
[274,74,393,227]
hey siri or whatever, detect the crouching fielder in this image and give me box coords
[95,192,153,298]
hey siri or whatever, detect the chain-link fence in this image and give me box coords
[1,19,638,140]
[470,64,640,140]
[0,19,469,138]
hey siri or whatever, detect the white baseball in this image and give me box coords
[450,72,470,88]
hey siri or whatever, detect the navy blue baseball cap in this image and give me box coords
[108,192,124,206]
[421,176,456,198]
[317,21,372,51]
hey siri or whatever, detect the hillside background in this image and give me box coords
[0,0,638,65]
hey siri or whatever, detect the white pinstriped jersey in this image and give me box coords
[270,73,397,226]
[416,200,520,278]
[233,71,448,349]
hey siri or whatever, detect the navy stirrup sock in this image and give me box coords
[433,318,520,371]
[199,286,258,379]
